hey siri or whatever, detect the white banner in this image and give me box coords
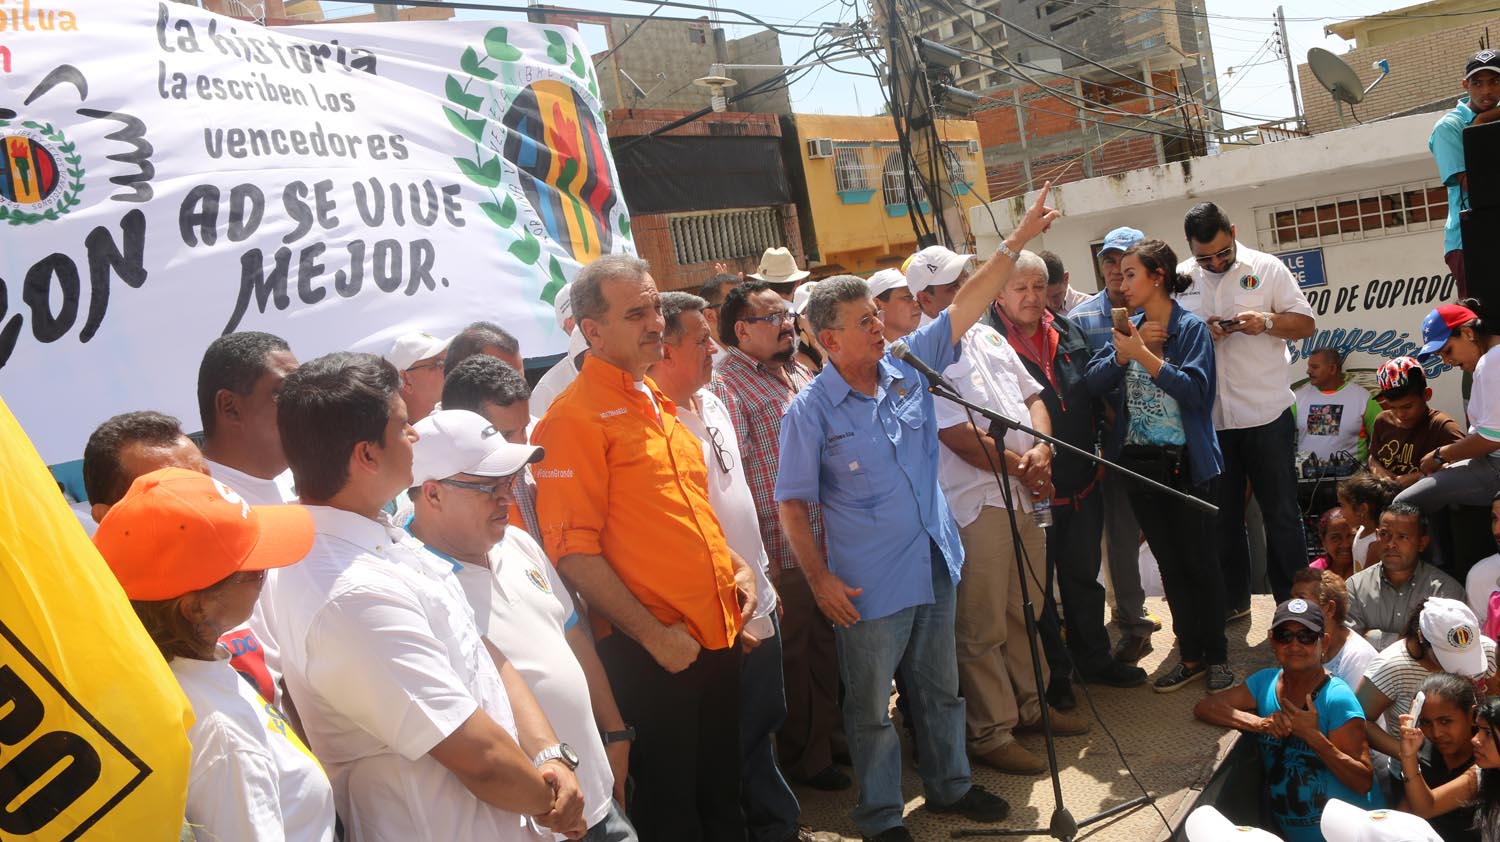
[0,0,632,463]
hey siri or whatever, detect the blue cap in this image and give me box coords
[1417,303,1479,359]
[1099,227,1145,254]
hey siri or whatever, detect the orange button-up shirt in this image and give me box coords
[532,353,741,650]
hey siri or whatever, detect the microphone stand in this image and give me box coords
[922,375,1215,841]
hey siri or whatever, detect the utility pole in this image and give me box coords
[1275,6,1305,132]
[871,0,962,249]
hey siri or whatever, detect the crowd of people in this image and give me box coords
[54,49,1500,842]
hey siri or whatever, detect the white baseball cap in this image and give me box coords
[904,245,974,294]
[386,331,450,372]
[868,268,907,299]
[555,284,574,332]
[410,410,543,487]
[1184,806,1282,842]
[791,281,818,315]
[1321,799,1441,842]
[1420,597,1487,676]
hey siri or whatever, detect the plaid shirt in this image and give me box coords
[513,466,541,540]
[711,347,823,572]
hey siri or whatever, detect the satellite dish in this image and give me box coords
[1308,47,1390,125]
[1308,48,1367,105]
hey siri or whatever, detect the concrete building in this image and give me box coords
[785,114,991,277]
[1298,0,1495,134]
[184,0,452,24]
[909,0,1222,201]
[969,112,1462,416]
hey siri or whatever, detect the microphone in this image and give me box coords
[889,340,948,388]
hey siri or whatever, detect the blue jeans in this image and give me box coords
[1218,409,1306,605]
[836,544,970,837]
[742,613,800,842]
[580,802,638,842]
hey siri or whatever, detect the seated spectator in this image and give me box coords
[441,356,541,539]
[82,411,207,523]
[1310,507,1356,579]
[446,321,524,377]
[1039,250,1087,314]
[1291,568,1377,691]
[1347,502,1464,650]
[1471,494,1500,635]
[405,409,635,842]
[1428,49,1500,295]
[1357,598,1495,778]
[1401,303,1500,511]
[1340,470,1399,573]
[1294,349,1379,462]
[384,331,450,423]
[1369,357,1462,490]
[1194,599,1377,842]
[1397,694,1500,839]
[93,468,335,842]
[263,351,581,840]
[1394,672,1479,842]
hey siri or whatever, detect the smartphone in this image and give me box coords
[1111,307,1131,334]
[1218,318,1243,330]
[1409,690,1426,724]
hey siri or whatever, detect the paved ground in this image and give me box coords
[793,596,1279,841]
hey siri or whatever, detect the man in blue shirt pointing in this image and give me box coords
[774,186,1059,842]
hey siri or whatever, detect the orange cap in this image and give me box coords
[93,467,314,601]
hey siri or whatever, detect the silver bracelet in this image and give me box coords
[995,241,1018,261]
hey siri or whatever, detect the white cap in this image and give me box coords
[1184,806,1282,842]
[555,284,574,333]
[868,268,907,299]
[410,410,543,487]
[386,331,449,372]
[791,281,818,315]
[1420,597,1487,676]
[1321,799,1442,842]
[904,245,974,294]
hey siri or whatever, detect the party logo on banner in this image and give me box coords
[0,119,84,224]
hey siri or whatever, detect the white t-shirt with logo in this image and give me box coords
[172,653,336,842]
[1293,380,1378,460]
[934,322,1043,526]
[448,527,615,837]
[1177,243,1315,431]
[206,459,297,708]
[260,507,539,842]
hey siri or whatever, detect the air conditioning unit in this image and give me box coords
[806,138,834,159]
[965,139,980,155]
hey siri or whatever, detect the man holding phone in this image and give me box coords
[1178,202,1316,614]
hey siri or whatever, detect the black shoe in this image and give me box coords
[863,827,915,842]
[1112,634,1154,665]
[1046,679,1077,711]
[927,784,1011,823]
[795,765,852,791]
[1227,604,1252,623]
[1079,659,1148,688]
[1153,661,1206,693]
[1206,663,1236,693]
[833,749,853,767]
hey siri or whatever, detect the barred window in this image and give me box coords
[1253,180,1449,248]
[669,207,784,266]
[834,144,874,193]
[882,150,929,208]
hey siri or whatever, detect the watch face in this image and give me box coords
[561,743,580,768]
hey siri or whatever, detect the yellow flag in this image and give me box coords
[0,395,192,840]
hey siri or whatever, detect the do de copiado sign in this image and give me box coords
[0,0,632,463]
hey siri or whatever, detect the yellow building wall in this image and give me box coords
[792,114,991,278]
[1325,0,1498,47]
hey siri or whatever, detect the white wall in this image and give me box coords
[973,113,1463,417]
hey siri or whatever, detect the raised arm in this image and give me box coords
[947,183,1060,341]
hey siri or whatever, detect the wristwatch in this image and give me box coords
[533,743,580,771]
[1264,312,1275,332]
[601,727,636,744]
[1433,447,1447,467]
[995,240,1018,261]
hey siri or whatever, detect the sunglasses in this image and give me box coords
[1270,627,1321,646]
[1193,244,1234,266]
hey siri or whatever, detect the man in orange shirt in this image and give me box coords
[532,254,759,842]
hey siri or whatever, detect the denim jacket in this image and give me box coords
[1083,301,1223,488]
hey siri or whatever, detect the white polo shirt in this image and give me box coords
[532,329,589,416]
[259,506,538,842]
[172,653,336,842]
[439,527,614,837]
[1177,243,1314,431]
[206,459,297,709]
[933,322,1043,526]
[677,388,777,638]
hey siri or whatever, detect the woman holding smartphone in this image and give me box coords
[1085,238,1229,694]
